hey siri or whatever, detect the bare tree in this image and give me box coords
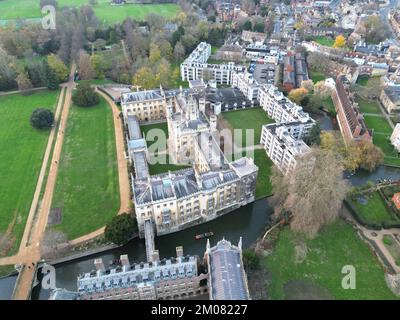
[77,50,94,80]
[271,147,350,237]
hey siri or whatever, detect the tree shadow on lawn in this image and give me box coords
[283,280,333,300]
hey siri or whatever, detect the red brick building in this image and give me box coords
[331,76,373,145]
[392,192,400,210]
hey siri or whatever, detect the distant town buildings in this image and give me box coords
[390,123,400,152]
[389,10,400,38]
[241,30,267,43]
[380,86,400,114]
[331,76,373,145]
[283,51,309,91]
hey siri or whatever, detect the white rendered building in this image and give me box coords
[180,42,245,85]
[391,123,400,153]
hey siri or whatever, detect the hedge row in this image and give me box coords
[344,199,400,229]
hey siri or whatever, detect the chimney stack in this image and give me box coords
[152,250,160,262]
[94,258,105,272]
[120,254,130,267]
[176,246,184,257]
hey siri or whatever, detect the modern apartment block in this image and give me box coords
[261,123,312,175]
[331,76,373,145]
[231,70,260,102]
[180,42,245,85]
[258,84,315,134]
[205,237,250,300]
[258,84,315,174]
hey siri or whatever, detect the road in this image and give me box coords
[68,88,131,246]
[0,64,76,300]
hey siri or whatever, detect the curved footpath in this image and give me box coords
[68,88,131,246]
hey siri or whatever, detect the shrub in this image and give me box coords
[242,249,260,270]
[383,235,393,246]
[30,108,55,129]
[72,83,100,107]
[104,213,137,245]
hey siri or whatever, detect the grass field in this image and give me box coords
[51,97,120,240]
[148,154,190,175]
[383,235,400,266]
[141,122,168,151]
[309,69,327,83]
[253,150,273,199]
[0,265,15,277]
[264,220,398,299]
[364,115,393,134]
[356,75,370,87]
[222,108,274,147]
[350,191,396,225]
[373,134,400,166]
[0,0,180,23]
[312,36,335,47]
[356,96,381,114]
[0,90,60,256]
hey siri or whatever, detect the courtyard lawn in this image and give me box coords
[148,154,190,175]
[253,149,273,199]
[264,220,398,299]
[141,122,168,152]
[312,36,335,47]
[0,0,180,23]
[0,90,60,256]
[350,191,396,225]
[363,115,393,134]
[222,108,274,147]
[356,96,381,114]
[309,69,326,83]
[357,75,370,87]
[51,97,120,240]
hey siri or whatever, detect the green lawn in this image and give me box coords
[383,235,400,266]
[264,220,398,299]
[357,75,370,87]
[141,122,168,152]
[222,108,274,147]
[309,69,327,83]
[0,265,15,277]
[0,90,60,256]
[350,191,396,225]
[253,149,273,199]
[51,97,120,240]
[356,96,381,114]
[364,115,393,134]
[312,36,335,47]
[148,154,190,175]
[0,0,180,23]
